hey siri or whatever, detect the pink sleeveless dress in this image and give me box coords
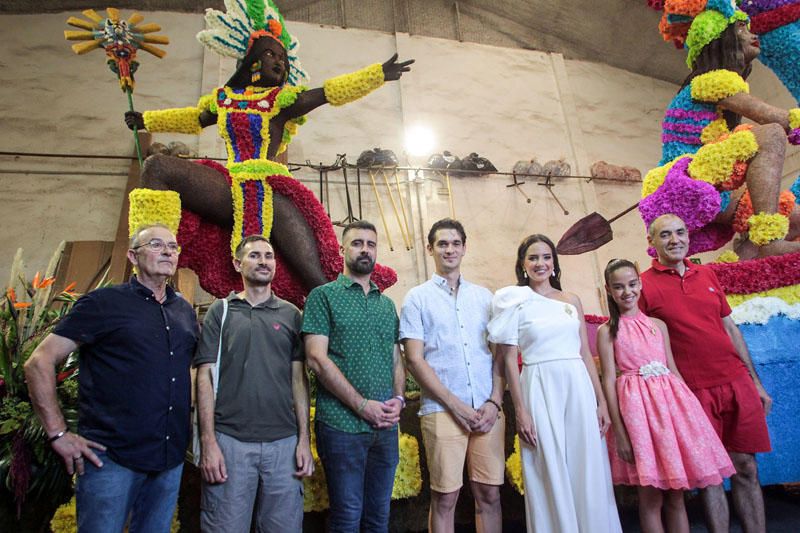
[607,311,735,489]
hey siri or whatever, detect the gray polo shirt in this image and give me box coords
[194,292,303,442]
[399,274,494,416]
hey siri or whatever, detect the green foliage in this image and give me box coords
[0,246,107,513]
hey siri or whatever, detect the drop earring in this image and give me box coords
[551,271,556,277]
[250,60,262,83]
[523,271,528,279]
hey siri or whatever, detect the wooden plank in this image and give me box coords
[108,132,151,284]
[173,267,198,306]
[53,241,114,294]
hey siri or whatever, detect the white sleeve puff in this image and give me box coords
[487,286,531,346]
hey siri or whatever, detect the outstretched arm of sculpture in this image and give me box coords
[279,54,414,120]
[124,108,217,133]
[718,93,791,130]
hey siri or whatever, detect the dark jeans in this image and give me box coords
[315,421,399,533]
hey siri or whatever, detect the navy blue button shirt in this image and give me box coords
[53,277,198,472]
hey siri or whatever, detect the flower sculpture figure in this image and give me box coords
[122,0,412,306]
[642,1,800,258]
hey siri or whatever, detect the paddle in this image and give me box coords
[556,203,640,255]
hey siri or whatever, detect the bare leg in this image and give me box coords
[470,481,502,533]
[637,486,665,533]
[429,490,459,533]
[141,153,233,227]
[140,153,329,288]
[748,124,800,255]
[788,204,800,241]
[700,483,730,533]
[729,452,766,533]
[271,193,330,288]
[663,490,689,533]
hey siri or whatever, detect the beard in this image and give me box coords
[243,269,275,286]
[347,254,376,275]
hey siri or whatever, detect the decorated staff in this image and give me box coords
[64,8,169,165]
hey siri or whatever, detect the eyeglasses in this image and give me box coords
[132,239,181,254]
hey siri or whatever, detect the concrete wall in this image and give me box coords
[1,11,797,312]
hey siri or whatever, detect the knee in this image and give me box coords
[473,486,501,510]
[432,490,460,512]
[754,122,787,149]
[732,454,759,482]
[140,153,171,189]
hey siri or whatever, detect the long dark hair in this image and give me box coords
[604,259,639,339]
[681,23,751,130]
[515,234,562,290]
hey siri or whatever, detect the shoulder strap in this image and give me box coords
[211,298,228,398]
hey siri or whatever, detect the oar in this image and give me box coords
[556,203,640,255]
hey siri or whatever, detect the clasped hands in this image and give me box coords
[451,399,499,434]
[361,398,403,429]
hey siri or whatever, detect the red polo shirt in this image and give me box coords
[639,259,748,390]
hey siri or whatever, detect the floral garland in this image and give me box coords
[726,283,800,307]
[639,157,721,232]
[732,190,795,233]
[642,157,680,198]
[730,296,800,324]
[708,250,800,294]
[142,107,202,134]
[747,212,790,245]
[700,117,732,144]
[686,128,758,187]
[690,69,750,102]
[505,435,525,495]
[714,249,740,263]
[128,188,182,236]
[790,107,800,129]
[392,433,423,499]
[323,63,385,106]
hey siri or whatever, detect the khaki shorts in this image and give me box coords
[420,410,505,493]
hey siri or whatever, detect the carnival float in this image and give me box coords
[1,0,799,530]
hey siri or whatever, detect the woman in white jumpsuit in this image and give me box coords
[489,234,621,533]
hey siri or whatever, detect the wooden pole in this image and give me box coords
[108,132,151,284]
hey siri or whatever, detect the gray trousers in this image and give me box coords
[200,431,303,532]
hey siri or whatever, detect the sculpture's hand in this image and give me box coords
[382,53,414,81]
[124,111,145,131]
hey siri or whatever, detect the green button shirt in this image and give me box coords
[302,274,399,434]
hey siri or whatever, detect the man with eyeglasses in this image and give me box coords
[25,223,198,532]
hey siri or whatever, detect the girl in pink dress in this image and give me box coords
[597,259,735,533]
